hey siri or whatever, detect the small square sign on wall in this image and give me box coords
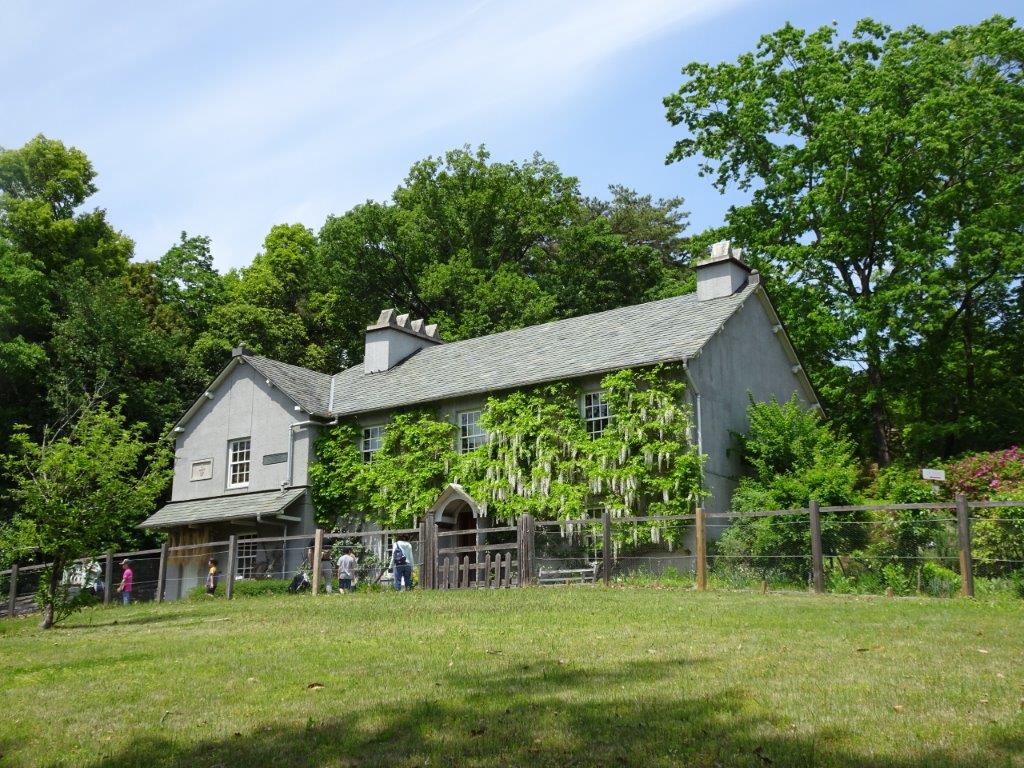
[190,459,213,481]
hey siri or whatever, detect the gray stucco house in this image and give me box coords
[141,242,818,596]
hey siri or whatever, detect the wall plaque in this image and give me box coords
[263,452,288,466]
[190,459,214,481]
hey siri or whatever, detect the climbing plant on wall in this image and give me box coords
[310,365,703,530]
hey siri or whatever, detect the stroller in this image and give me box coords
[287,569,310,593]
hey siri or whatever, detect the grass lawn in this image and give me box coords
[1,587,1022,768]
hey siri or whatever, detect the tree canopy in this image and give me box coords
[665,15,1024,464]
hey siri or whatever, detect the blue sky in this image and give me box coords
[2,0,1012,271]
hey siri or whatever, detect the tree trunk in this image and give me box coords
[865,336,891,467]
[963,288,975,407]
[39,557,63,630]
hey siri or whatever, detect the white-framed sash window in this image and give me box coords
[361,425,385,462]
[458,410,487,453]
[227,438,251,488]
[582,392,610,439]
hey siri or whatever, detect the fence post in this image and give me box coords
[429,516,439,589]
[516,517,524,586]
[526,514,535,586]
[156,542,168,604]
[809,500,825,594]
[7,563,17,617]
[956,493,975,598]
[601,510,612,586]
[418,520,429,590]
[695,506,707,591]
[226,535,237,600]
[103,551,113,606]
[311,528,323,595]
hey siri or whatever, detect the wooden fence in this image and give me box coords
[3,494,1023,617]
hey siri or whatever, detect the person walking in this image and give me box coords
[205,557,218,596]
[391,537,414,591]
[320,551,334,594]
[117,559,133,605]
[337,547,357,593]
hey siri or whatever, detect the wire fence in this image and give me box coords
[3,497,1022,618]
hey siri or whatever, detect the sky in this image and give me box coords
[2,0,1013,271]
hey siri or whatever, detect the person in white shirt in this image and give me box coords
[337,548,357,593]
[391,538,414,591]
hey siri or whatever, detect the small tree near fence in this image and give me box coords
[3,399,170,628]
[717,396,867,580]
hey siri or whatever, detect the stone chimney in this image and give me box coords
[364,309,442,373]
[695,240,754,301]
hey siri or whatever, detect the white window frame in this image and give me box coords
[227,438,251,488]
[235,533,257,579]
[582,391,610,439]
[361,425,385,463]
[458,410,487,453]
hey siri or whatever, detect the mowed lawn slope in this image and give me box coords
[1,588,1022,768]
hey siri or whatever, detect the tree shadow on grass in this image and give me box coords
[63,656,1021,768]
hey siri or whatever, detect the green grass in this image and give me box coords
[1,588,1022,768]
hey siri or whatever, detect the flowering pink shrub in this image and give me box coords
[945,447,1024,499]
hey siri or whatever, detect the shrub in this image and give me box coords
[945,446,1024,498]
[880,563,913,595]
[920,562,960,598]
[717,396,866,580]
[1011,571,1024,600]
[187,578,292,600]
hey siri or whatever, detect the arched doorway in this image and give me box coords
[427,484,488,585]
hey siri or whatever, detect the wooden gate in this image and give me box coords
[420,515,534,589]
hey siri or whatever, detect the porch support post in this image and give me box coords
[226,535,237,600]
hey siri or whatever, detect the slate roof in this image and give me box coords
[175,284,759,429]
[139,487,306,528]
[328,284,757,417]
[243,355,334,415]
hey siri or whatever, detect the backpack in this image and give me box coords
[393,543,408,566]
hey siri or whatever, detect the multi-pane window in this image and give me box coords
[458,410,487,453]
[362,425,385,462]
[235,534,257,579]
[227,438,251,487]
[583,392,610,438]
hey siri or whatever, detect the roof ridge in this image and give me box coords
[243,354,332,379]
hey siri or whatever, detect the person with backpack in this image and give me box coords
[391,537,414,591]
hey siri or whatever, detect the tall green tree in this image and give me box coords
[0,135,135,476]
[188,224,320,378]
[665,16,1024,463]
[314,147,688,364]
[3,399,170,628]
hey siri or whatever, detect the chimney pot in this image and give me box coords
[364,309,443,373]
